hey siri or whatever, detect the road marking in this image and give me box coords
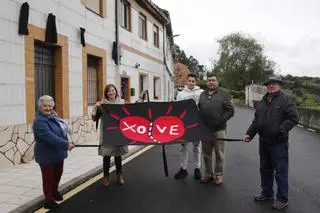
[34,145,154,213]
[297,124,304,128]
[307,128,316,132]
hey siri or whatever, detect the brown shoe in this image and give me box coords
[102,176,109,187]
[117,173,124,185]
[214,176,223,185]
[200,176,214,184]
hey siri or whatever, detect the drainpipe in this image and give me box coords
[162,24,166,100]
[115,0,120,88]
[163,23,174,100]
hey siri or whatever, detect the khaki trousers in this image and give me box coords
[202,130,226,177]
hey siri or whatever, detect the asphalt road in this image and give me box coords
[47,106,320,213]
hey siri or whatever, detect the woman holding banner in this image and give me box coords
[33,95,74,210]
[92,84,146,187]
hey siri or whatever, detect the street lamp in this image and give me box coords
[170,34,181,38]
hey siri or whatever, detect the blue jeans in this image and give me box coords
[259,141,289,202]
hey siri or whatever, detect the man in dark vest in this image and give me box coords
[244,76,299,210]
[198,73,234,185]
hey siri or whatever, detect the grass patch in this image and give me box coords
[232,98,245,105]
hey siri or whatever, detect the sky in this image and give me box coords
[152,0,320,77]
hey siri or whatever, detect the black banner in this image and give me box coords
[101,99,214,146]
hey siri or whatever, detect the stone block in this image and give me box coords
[4,148,14,160]
[71,133,79,144]
[13,125,18,134]
[22,142,35,163]
[12,133,18,144]
[77,136,85,144]
[0,126,13,146]
[17,138,29,155]
[27,124,33,133]
[18,124,27,139]
[25,133,34,145]
[13,151,21,165]
[0,153,13,168]
[72,119,81,133]
[0,141,15,153]
[80,118,85,125]
[84,133,97,142]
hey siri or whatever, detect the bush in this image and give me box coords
[231,90,245,99]
[232,98,245,105]
[294,93,320,108]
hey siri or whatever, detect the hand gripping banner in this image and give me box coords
[101,99,214,146]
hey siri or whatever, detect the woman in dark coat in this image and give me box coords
[33,95,74,210]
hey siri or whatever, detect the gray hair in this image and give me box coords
[37,95,55,109]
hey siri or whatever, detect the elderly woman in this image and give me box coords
[92,84,145,187]
[33,95,74,210]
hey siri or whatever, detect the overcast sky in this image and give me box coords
[152,0,320,77]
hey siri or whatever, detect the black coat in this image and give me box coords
[246,91,299,144]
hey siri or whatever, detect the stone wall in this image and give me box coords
[297,108,320,131]
[0,116,97,169]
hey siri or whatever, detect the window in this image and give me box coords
[139,74,148,94]
[34,43,56,112]
[153,76,160,99]
[139,75,144,94]
[87,55,99,106]
[138,13,147,40]
[120,0,131,31]
[121,77,130,102]
[85,0,105,17]
[82,44,106,115]
[153,24,159,48]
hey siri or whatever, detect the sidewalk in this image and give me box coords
[0,141,143,213]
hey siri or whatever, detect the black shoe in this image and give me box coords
[54,191,63,201]
[174,168,188,179]
[194,168,202,180]
[254,194,274,201]
[44,201,60,210]
[272,200,288,210]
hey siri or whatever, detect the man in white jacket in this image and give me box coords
[174,73,204,180]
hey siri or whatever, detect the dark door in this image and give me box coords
[34,42,55,111]
[87,55,99,105]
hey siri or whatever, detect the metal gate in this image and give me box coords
[87,55,99,105]
[34,43,55,111]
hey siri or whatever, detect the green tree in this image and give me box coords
[173,44,206,81]
[212,33,275,90]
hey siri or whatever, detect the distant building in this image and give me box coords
[245,84,293,108]
[0,0,175,168]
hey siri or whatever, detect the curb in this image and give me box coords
[9,146,148,213]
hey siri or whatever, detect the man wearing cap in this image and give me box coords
[244,76,299,210]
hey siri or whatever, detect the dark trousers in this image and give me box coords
[259,142,289,202]
[103,156,122,177]
[40,161,64,202]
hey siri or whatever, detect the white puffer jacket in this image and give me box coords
[176,86,203,105]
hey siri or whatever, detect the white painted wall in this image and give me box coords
[118,0,174,102]
[245,84,266,107]
[0,0,175,127]
[0,0,117,126]
[0,0,27,126]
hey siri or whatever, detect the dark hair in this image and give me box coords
[104,84,119,100]
[187,73,197,81]
[207,72,218,80]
